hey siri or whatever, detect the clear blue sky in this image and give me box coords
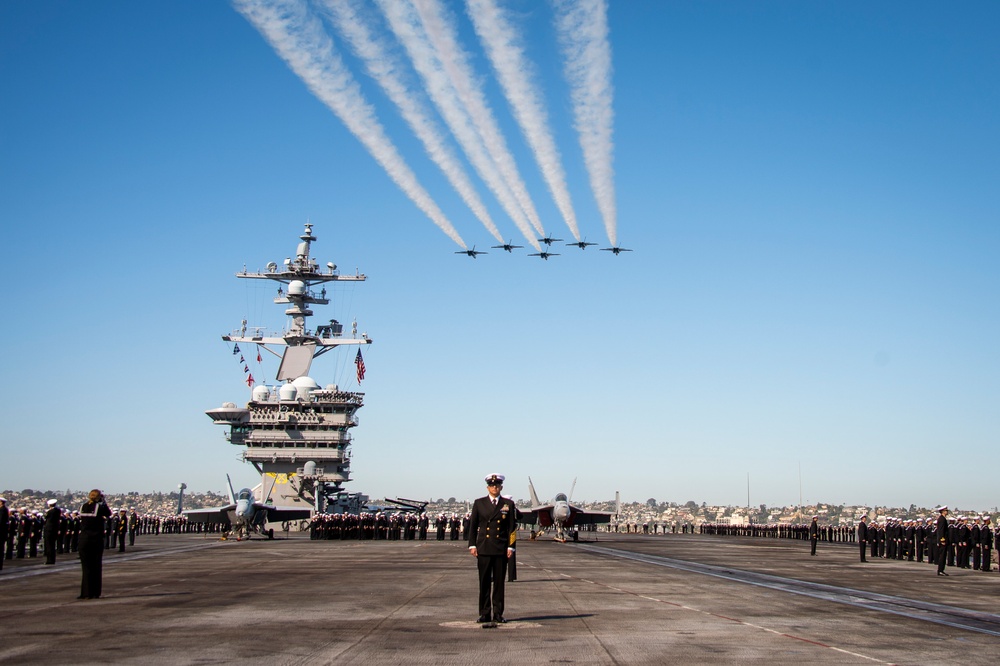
[2,1,997,510]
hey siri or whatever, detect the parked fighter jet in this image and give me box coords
[566,239,597,250]
[491,240,523,253]
[528,251,560,260]
[183,475,312,540]
[538,235,564,246]
[455,246,487,258]
[601,246,632,255]
[519,478,620,542]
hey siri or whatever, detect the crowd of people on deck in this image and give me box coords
[0,497,224,568]
[309,512,463,541]
[699,513,997,572]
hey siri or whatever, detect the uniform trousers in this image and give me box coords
[78,532,105,598]
[477,554,508,620]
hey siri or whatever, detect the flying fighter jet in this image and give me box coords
[518,478,620,542]
[528,251,560,260]
[538,235,564,246]
[183,475,312,540]
[600,246,633,255]
[491,240,524,253]
[455,246,487,258]
[566,239,597,250]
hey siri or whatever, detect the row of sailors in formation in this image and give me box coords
[859,515,996,572]
[310,513,473,541]
[0,499,225,565]
[700,522,859,541]
[613,522,695,534]
[701,516,997,572]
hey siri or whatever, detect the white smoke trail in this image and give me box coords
[411,0,545,237]
[375,0,541,249]
[552,0,617,246]
[319,0,503,243]
[465,0,580,241]
[233,0,466,247]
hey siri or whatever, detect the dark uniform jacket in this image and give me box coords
[467,496,517,556]
[936,514,949,545]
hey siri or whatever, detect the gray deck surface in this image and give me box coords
[2,532,998,664]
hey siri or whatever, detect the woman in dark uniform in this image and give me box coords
[78,489,111,599]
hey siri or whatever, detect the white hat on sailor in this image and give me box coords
[935,505,948,512]
[46,499,58,506]
[484,473,505,485]
[0,497,6,502]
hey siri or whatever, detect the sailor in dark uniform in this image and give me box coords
[808,516,819,556]
[970,517,982,571]
[857,515,868,562]
[935,505,950,576]
[78,489,112,599]
[43,499,60,564]
[0,497,7,569]
[468,473,517,625]
[981,516,993,572]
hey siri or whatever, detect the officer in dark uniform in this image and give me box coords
[43,499,61,565]
[128,508,140,546]
[857,515,868,562]
[116,509,128,552]
[468,473,517,626]
[935,505,950,576]
[808,516,819,556]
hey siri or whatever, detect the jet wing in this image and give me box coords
[566,505,615,526]
[182,505,236,523]
[517,506,555,527]
[261,505,313,523]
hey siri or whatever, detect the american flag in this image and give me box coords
[355,349,366,383]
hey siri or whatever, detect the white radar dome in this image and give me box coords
[288,280,305,296]
[278,384,297,401]
[252,385,269,402]
[292,376,320,399]
[303,461,317,476]
[222,402,237,408]
[325,384,339,392]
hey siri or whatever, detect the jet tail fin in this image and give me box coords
[569,477,577,502]
[226,474,237,504]
[262,475,277,505]
[528,476,542,508]
[615,491,621,516]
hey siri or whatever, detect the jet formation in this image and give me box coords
[458,236,630,258]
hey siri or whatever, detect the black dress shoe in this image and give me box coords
[494,616,506,624]
[937,572,948,576]
[477,615,491,623]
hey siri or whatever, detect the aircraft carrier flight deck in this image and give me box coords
[2,532,998,665]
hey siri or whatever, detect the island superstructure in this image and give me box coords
[206,224,371,514]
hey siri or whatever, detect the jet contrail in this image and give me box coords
[233,0,466,247]
[552,0,617,246]
[319,0,503,243]
[375,0,541,250]
[411,0,545,237]
[465,0,580,241]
